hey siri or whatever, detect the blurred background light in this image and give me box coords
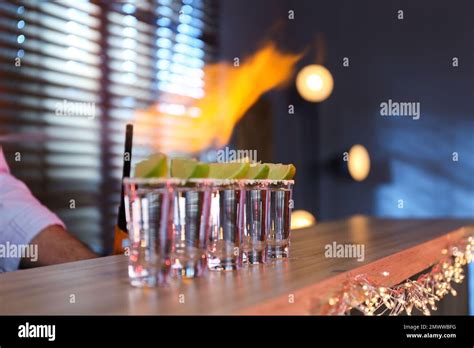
[291,210,316,230]
[348,144,371,182]
[296,64,334,102]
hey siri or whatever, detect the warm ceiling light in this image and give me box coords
[296,64,334,102]
[348,144,371,181]
[291,210,316,230]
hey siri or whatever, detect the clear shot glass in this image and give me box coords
[207,180,245,271]
[241,180,270,264]
[267,180,294,259]
[171,179,213,278]
[123,178,175,287]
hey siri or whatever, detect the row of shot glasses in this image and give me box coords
[124,178,293,287]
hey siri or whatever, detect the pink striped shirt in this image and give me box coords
[0,147,65,272]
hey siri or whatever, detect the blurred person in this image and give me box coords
[0,146,97,272]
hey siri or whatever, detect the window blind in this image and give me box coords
[0,0,218,253]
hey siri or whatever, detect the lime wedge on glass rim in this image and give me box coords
[170,158,209,179]
[208,162,250,179]
[134,153,168,178]
[265,163,296,180]
[244,163,269,179]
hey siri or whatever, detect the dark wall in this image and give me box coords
[220,0,474,221]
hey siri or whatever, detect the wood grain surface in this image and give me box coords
[0,216,472,315]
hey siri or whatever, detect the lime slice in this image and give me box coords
[265,163,296,180]
[170,158,209,179]
[134,153,168,178]
[208,162,250,179]
[244,163,269,179]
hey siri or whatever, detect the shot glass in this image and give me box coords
[241,180,270,264]
[124,178,175,287]
[267,180,294,259]
[207,180,245,271]
[171,179,213,278]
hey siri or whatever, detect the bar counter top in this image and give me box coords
[0,216,472,315]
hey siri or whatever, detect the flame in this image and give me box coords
[134,43,302,154]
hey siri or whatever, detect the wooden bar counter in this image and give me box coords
[0,216,472,315]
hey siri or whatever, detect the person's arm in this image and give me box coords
[20,225,97,268]
[0,147,97,272]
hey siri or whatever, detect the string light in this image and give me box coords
[321,236,474,315]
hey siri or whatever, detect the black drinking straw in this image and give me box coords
[117,124,133,232]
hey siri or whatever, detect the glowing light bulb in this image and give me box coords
[348,144,371,182]
[306,74,323,91]
[291,210,316,230]
[296,64,334,102]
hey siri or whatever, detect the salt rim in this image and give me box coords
[123,178,294,186]
[238,179,294,185]
[123,177,214,185]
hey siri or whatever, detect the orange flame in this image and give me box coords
[134,42,302,154]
